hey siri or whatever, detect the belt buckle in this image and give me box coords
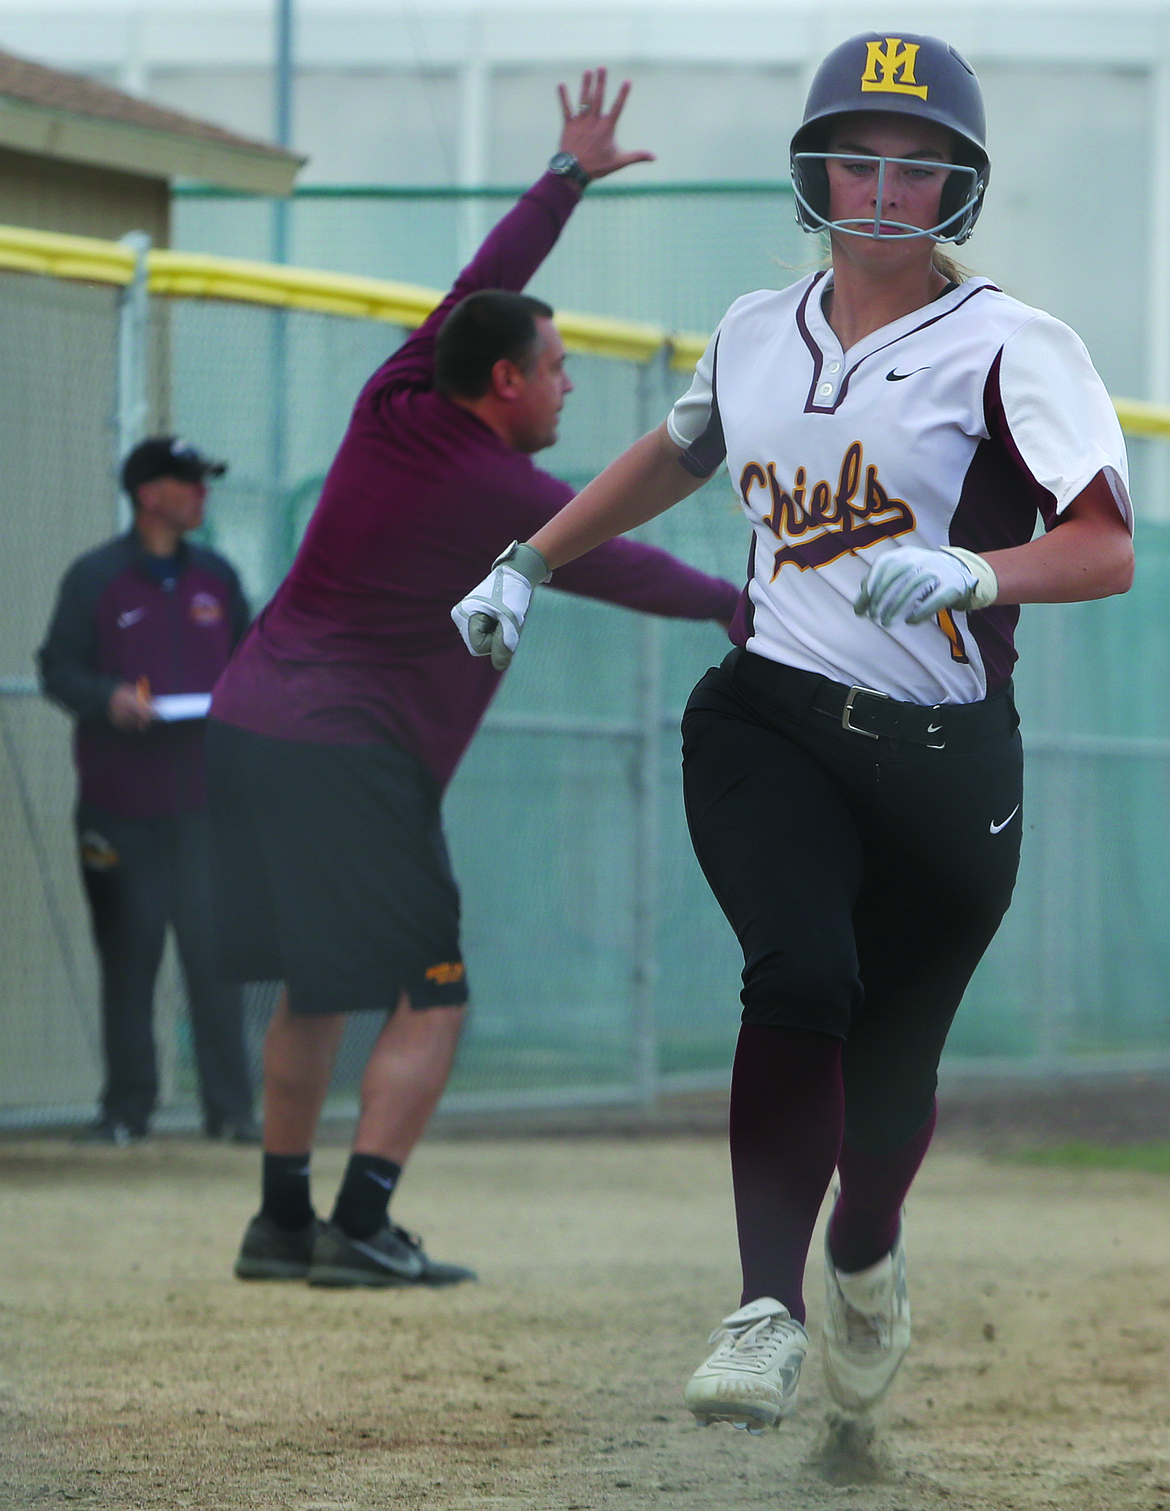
[926,706,946,751]
[841,685,889,739]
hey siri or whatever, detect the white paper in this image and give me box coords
[151,693,213,722]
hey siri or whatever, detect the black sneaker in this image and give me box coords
[234,1212,323,1280]
[73,1117,148,1146]
[307,1221,477,1288]
[205,1114,262,1146]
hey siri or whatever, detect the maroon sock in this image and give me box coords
[730,1022,843,1324]
[827,1101,937,1274]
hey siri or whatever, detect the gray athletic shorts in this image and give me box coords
[206,720,468,1015]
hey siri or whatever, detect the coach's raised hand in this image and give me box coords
[451,540,551,671]
[556,68,655,183]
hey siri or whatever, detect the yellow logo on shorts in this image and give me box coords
[861,38,928,100]
[425,962,465,985]
[80,830,120,870]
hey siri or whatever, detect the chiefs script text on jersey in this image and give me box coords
[668,272,1131,704]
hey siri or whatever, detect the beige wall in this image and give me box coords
[0,269,121,1115]
[0,145,169,246]
[0,152,177,1119]
[0,697,101,1112]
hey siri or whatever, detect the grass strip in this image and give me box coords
[1009,1141,1170,1174]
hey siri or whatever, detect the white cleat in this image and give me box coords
[821,1226,911,1413]
[684,1296,809,1430]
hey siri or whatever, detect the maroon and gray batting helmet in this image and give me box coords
[790,32,990,245]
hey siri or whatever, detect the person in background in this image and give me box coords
[209,71,738,1289]
[39,436,257,1146]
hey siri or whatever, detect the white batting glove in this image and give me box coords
[854,545,998,628]
[451,540,552,671]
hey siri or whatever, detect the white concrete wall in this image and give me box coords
[0,4,1158,406]
[0,4,1158,393]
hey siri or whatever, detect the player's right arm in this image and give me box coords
[532,423,706,568]
[451,423,709,668]
[452,326,721,667]
[527,319,721,568]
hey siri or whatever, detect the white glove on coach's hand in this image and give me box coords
[854,545,998,628]
[451,540,552,671]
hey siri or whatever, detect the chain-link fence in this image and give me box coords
[174,181,812,341]
[1,187,1169,1132]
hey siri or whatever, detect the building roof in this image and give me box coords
[0,46,302,194]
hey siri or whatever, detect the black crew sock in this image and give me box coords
[331,1154,402,1239]
[260,1152,315,1231]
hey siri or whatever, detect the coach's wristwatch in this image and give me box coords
[548,151,591,190]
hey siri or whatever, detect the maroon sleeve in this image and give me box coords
[506,466,740,625]
[551,537,739,624]
[361,173,582,403]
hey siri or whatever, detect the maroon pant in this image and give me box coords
[680,650,1023,1314]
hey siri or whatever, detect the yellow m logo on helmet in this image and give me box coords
[861,38,929,100]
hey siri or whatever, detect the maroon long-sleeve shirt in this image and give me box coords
[40,532,249,818]
[211,171,738,792]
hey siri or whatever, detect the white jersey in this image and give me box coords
[667,272,1132,705]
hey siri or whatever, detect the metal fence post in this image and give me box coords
[631,353,667,1107]
[115,231,151,530]
[267,0,295,595]
[116,228,183,1106]
[1033,609,1075,1067]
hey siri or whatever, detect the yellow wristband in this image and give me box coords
[940,546,998,611]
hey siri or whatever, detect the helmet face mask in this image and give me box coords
[790,33,990,246]
[792,150,983,244]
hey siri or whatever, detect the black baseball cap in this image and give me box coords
[120,435,228,495]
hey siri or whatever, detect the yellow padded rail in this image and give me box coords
[0,222,137,284]
[147,250,439,326]
[0,223,708,368]
[0,220,1163,429]
[147,250,694,365]
[1112,398,1170,440]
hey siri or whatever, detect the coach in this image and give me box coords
[39,437,256,1145]
[213,70,739,1288]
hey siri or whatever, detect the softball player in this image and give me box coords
[453,32,1134,1429]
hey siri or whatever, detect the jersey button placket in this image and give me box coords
[814,336,843,406]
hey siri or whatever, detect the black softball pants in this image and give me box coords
[76,804,254,1131]
[681,650,1024,1152]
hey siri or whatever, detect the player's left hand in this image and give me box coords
[557,69,655,183]
[451,541,552,671]
[854,545,998,627]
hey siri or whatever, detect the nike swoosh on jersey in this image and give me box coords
[886,367,931,382]
[989,804,1020,835]
[117,607,147,628]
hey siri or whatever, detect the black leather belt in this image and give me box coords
[726,649,1017,752]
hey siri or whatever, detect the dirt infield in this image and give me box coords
[3,1127,1170,1510]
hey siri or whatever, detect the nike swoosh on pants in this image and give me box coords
[989,804,1020,835]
